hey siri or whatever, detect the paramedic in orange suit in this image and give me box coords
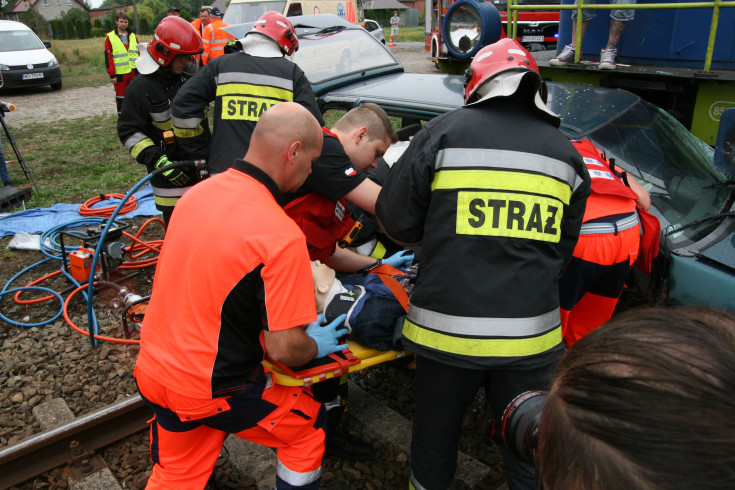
[558,139,651,347]
[134,102,349,490]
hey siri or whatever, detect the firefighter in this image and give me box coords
[375,39,591,490]
[558,139,651,346]
[134,102,348,489]
[284,103,410,274]
[201,7,234,65]
[104,10,138,115]
[117,16,208,227]
[171,11,324,172]
[283,103,411,462]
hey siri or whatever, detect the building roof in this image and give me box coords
[10,0,38,14]
[363,0,409,9]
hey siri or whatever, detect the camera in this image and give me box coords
[501,390,547,488]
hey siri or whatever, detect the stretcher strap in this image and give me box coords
[266,347,361,380]
[370,264,410,313]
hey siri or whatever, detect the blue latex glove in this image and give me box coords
[382,250,414,269]
[306,313,349,358]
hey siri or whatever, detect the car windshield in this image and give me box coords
[290,27,398,84]
[548,83,732,251]
[222,1,287,24]
[0,30,45,52]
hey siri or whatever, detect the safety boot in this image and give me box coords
[325,408,376,461]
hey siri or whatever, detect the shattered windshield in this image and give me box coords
[548,84,732,251]
[290,28,398,84]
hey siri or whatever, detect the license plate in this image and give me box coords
[521,36,544,42]
[22,72,44,80]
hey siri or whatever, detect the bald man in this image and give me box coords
[135,103,349,489]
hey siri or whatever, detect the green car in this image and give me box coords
[226,15,735,310]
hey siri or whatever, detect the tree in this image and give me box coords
[18,10,49,38]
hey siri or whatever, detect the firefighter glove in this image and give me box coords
[154,155,189,187]
[383,250,414,269]
[306,313,349,358]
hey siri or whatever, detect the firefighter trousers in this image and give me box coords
[409,354,561,490]
[135,368,326,489]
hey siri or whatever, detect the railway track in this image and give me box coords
[0,395,149,489]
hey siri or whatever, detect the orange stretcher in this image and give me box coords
[263,340,413,386]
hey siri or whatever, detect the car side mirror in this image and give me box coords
[714,108,735,175]
[43,41,51,48]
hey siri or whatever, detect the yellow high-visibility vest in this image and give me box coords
[107,30,139,75]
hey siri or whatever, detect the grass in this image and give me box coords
[48,36,152,90]
[1,114,142,209]
[382,26,425,42]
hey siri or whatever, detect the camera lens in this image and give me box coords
[501,390,547,464]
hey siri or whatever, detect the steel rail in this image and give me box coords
[0,394,150,489]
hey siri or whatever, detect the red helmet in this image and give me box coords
[464,38,540,104]
[249,11,298,55]
[148,16,203,67]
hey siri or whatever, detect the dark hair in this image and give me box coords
[333,103,398,144]
[115,10,129,21]
[539,306,735,490]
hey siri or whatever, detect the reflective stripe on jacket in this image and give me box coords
[117,69,207,214]
[172,53,324,173]
[376,97,591,369]
[107,31,138,74]
[572,139,638,222]
[201,19,234,65]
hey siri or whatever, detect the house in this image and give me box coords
[89,4,132,26]
[1,0,88,22]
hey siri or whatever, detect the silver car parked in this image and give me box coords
[364,19,385,44]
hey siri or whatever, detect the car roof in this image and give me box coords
[0,20,33,32]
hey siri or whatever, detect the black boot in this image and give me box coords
[325,407,376,461]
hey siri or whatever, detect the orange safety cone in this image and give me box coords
[388,36,395,48]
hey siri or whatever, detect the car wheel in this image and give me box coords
[50,81,62,91]
[338,50,352,72]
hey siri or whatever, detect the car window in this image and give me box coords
[0,30,46,52]
[366,20,377,30]
[291,28,396,84]
[223,1,288,24]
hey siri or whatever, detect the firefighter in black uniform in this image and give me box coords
[117,16,208,227]
[171,11,324,174]
[376,39,591,490]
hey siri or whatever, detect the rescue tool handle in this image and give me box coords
[0,100,16,113]
[338,221,363,248]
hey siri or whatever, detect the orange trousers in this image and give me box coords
[559,224,640,347]
[135,367,326,489]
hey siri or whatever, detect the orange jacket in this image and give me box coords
[201,19,235,65]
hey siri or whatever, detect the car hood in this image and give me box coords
[320,72,465,115]
[0,48,55,65]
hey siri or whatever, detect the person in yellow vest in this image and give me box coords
[201,7,234,65]
[105,10,138,115]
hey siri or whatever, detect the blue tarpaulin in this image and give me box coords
[0,184,160,238]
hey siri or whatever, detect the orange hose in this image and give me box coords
[64,283,141,345]
[120,217,165,269]
[13,270,64,304]
[79,194,138,218]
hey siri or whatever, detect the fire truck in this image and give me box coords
[425,0,560,73]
